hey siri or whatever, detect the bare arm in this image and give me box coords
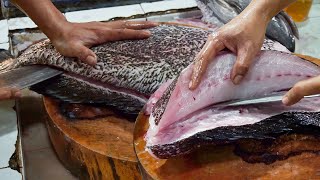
[11,0,69,45]
[189,0,296,89]
[10,0,157,65]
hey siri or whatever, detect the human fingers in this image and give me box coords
[283,76,320,106]
[189,34,225,90]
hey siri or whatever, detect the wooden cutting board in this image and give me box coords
[43,98,141,180]
[133,54,320,180]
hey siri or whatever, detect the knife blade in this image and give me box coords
[213,93,320,107]
[0,65,63,90]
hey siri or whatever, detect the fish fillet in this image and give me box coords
[146,51,320,158]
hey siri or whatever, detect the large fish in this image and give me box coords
[196,0,299,52]
[145,51,320,159]
[0,23,287,115]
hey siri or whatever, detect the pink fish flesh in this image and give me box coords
[145,51,320,158]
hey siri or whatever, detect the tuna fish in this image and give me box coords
[145,51,320,159]
[0,23,288,115]
[196,0,299,52]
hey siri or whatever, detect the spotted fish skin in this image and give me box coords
[3,25,208,94]
[0,25,210,113]
[0,24,290,114]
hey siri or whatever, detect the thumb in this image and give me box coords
[283,76,320,106]
[72,43,97,66]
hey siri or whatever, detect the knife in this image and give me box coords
[213,93,320,107]
[0,65,63,90]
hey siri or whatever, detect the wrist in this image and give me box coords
[12,0,71,43]
[236,0,288,32]
[41,14,70,42]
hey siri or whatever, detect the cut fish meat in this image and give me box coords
[146,51,320,158]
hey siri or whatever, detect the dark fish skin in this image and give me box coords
[148,112,320,159]
[196,0,299,52]
[30,74,149,115]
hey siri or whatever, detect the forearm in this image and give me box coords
[240,0,296,23]
[11,0,68,40]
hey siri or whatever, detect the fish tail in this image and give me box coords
[278,11,299,39]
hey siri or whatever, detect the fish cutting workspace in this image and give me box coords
[0,0,320,179]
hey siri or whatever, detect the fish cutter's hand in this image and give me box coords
[189,0,297,90]
[50,20,158,66]
[283,76,320,106]
[11,0,158,66]
[189,13,266,90]
[0,88,21,100]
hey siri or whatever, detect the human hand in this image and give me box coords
[282,76,320,106]
[0,88,21,100]
[189,6,269,90]
[50,20,158,66]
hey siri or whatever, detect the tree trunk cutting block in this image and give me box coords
[43,98,141,180]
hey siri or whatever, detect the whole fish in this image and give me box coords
[145,51,320,159]
[196,0,299,52]
[0,23,287,115]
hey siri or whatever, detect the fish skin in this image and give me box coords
[30,74,148,115]
[148,110,320,159]
[3,25,209,95]
[0,23,288,114]
[196,0,299,52]
[0,25,209,113]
